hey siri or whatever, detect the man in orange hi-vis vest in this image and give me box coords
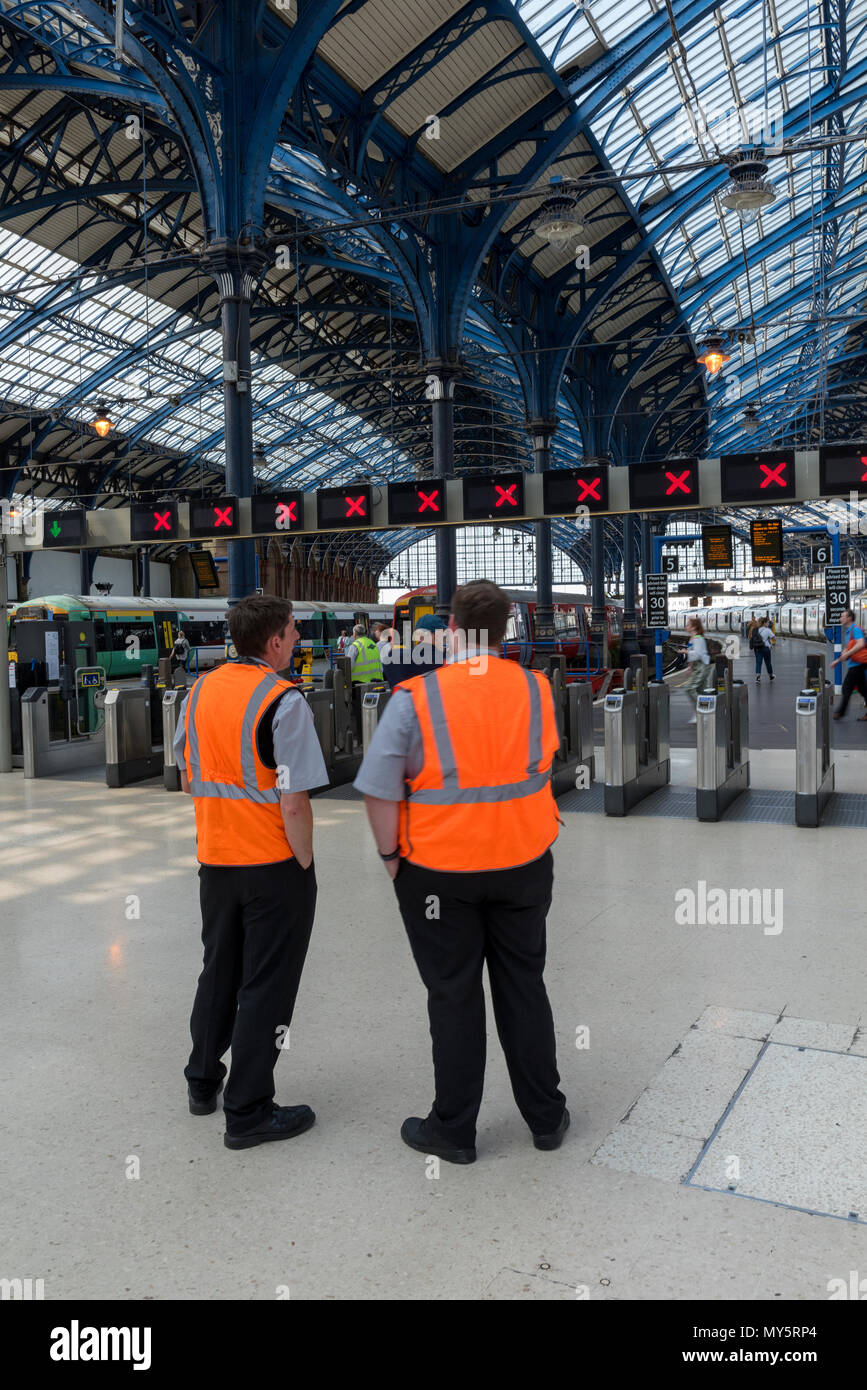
[355,579,568,1165]
[174,595,327,1150]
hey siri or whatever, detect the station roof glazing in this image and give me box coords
[0,0,863,573]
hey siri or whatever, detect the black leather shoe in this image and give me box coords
[400,1116,476,1165]
[188,1081,223,1116]
[533,1108,570,1150]
[224,1104,315,1150]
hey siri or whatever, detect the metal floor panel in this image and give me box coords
[559,783,867,827]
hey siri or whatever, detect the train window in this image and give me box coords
[111,622,156,652]
[505,615,518,642]
[183,620,226,646]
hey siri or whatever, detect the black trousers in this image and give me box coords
[393,850,565,1148]
[837,664,867,715]
[185,859,316,1135]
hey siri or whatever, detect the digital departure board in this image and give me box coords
[628,460,699,509]
[542,466,609,515]
[251,492,304,535]
[130,502,179,542]
[701,524,734,569]
[316,485,372,529]
[750,518,784,566]
[720,450,796,503]
[189,496,239,538]
[819,445,867,497]
[42,508,87,548]
[387,480,447,525]
[462,473,526,520]
[189,549,220,589]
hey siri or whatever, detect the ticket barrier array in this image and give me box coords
[695,657,750,822]
[795,653,835,827]
[603,654,670,816]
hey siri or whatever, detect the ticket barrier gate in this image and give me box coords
[162,687,184,791]
[695,657,749,821]
[795,653,835,827]
[604,655,670,815]
[548,666,595,794]
[104,687,164,787]
[361,686,391,752]
[21,680,107,777]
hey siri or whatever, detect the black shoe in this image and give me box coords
[224,1104,315,1150]
[188,1080,223,1116]
[400,1116,476,1165]
[769,674,775,681]
[533,1108,571,1151]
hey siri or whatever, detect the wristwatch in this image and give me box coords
[379,847,401,861]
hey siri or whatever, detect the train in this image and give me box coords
[7,594,394,687]
[680,594,867,640]
[392,586,638,690]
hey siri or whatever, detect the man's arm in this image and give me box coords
[280,792,314,869]
[362,796,401,880]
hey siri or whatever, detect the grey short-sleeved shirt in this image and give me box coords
[174,669,329,793]
[353,688,424,801]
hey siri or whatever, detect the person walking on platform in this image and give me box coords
[346,622,383,683]
[750,616,775,682]
[683,616,712,723]
[831,609,867,720]
[355,579,568,1165]
[174,595,328,1150]
[171,628,190,682]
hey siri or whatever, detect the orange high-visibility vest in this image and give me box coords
[395,655,561,872]
[183,661,298,866]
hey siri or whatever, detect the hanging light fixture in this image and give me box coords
[742,403,760,435]
[534,177,586,246]
[91,402,112,437]
[720,153,776,225]
[697,333,731,376]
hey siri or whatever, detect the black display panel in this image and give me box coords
[720,450,796,503]
[543,466,609,515]
[189,496,239,538]
[387,480,447,525]
[189,550,220,589]
[462,473,526,520]
[750,518,784,566]
[628,460,699,509]
[701,524,734,569]
[819,445,867,497]
[42,508,87,547]
[130,502,179,542]
[251,492,304,535]
[316,485,372,529]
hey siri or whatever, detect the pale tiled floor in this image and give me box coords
[1,756,866,1301]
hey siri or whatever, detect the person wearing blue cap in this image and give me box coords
[381,613,449,688]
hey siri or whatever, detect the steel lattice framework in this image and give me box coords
[0,0,864,579]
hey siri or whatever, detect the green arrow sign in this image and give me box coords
[50,520,61,538]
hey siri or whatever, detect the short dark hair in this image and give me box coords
[228,595,294,657]
[451,579,511,646]
[842,608,855,622]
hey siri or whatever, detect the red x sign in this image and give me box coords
[759,461,787,489]
[213,506,233,527]
[153,510,171,531]
[576,477,601,503]
[665,470,691,496]
[495,483,518,508]
[418,489,439,513]
[860,455,867,482]
[345,494,366,517]
[276,501,297,525]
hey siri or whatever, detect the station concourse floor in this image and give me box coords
[2,636,867,1302]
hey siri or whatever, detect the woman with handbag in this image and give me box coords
[831,609,867,720]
